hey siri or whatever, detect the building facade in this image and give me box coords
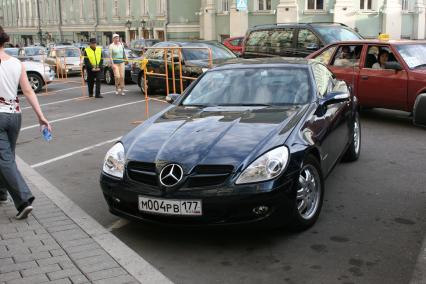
[0,0,424,47]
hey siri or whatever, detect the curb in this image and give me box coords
[16,156,173,284]
[411,233,426,284]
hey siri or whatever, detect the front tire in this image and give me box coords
[139,73,148,96]
[343,112,361,162]
[289,155,324,231]
[27,73,43,93]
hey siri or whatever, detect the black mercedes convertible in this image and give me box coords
[100,58,361,230]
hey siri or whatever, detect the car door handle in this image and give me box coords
[361,75,369,80]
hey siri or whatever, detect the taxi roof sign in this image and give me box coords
[378,33,390,41]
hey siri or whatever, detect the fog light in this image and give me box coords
[253,206,269,216]
[113,197,121,203]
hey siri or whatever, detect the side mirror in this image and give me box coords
[321,91,350,106]
[166,93,180,104]
[384,61,403,71]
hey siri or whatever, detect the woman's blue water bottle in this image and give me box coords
[42,127,52,142]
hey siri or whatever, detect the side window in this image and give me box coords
[330,45,363,67]
[314,46,337,65]
[312,63,333,98]
[245,30,270,52]
[270,29,294,52]
[297,29,320,49]
[364,45,398,69]
[230,39,240,46]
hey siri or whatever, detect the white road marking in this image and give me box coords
[44,85,82,94]
[106,219,130,232]
[21,99,146,131]
[22,90,119,110]
[149,97,169,104]
[30,136,122,168]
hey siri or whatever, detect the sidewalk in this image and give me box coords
[0,157,172,284]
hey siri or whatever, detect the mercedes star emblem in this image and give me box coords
[159,164,184,187]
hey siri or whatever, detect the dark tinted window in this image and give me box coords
[314,26,362,44]
[297,29,320,49]
[245,30,270,52]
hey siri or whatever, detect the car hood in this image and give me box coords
[22,60,45,71]
[124,105,306,172]
[65,57,81,65]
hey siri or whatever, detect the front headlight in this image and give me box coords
[235,146,289,185]
[102,143,125,179]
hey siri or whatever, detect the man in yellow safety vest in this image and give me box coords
[83,38,103,98]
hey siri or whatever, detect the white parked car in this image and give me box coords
[4,48,55,92]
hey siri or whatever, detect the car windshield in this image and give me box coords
[314,26,362,44]
[57,48,80,57]
[395,44,426,69]
[125,49,137,58]
[25,47,45,56]
[182,44,236,61]
[5,48,19,57]
[182,67,312,106]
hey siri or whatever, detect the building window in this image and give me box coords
[401,0,408,11]
[360,0,372,10]
[126,0,131,17]
[218,0,229,12]
[257,0,272,11]
[307,0,324,10]
[157,0,166,15]
[113,0,119,17]
[80,0,84,19]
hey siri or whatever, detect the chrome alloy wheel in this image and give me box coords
[29,75,41,91]
[296,165,321,220]
[353,117,361,155]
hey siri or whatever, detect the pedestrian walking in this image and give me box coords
[83,38,103,98]
[108,34,128,96]
[0,26,51,219]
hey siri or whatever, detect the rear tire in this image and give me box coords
[288,155,324,231]
[27,73,43,93]
[343,112,361,162]
[139,74,148,96]
[413,93,426,127]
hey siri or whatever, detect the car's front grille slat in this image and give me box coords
[127,161,157,186]
[187,165,234,188]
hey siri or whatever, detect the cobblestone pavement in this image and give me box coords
[0,181,139,284]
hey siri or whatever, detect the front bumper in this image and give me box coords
[43,70,56,84]
[100,173,297,227]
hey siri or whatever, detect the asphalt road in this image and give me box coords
[16,77,426,284]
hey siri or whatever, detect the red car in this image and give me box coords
[307,40,426,126]
[223,36,244,55]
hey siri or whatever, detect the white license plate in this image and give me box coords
[138,196,202,216]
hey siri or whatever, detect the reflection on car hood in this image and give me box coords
[124,105,306,171]
[65,57,81,65]
[22,60,45,70]
[185,58,235,68]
